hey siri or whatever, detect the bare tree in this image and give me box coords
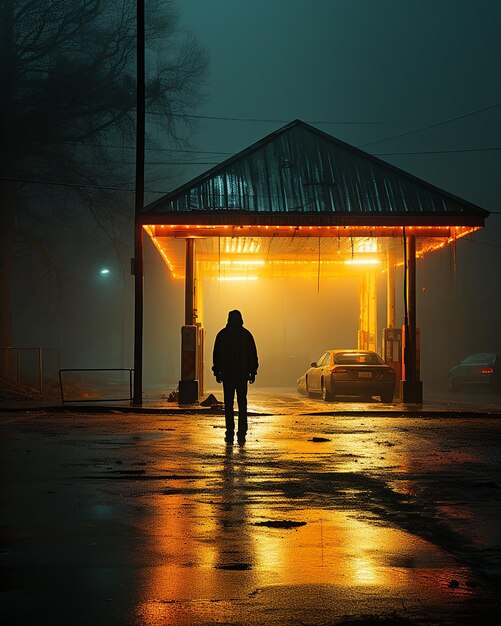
[0,0,208,347]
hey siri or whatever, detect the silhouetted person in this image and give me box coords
[212,310,258,444]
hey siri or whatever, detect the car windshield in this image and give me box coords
[462,353,495,365]
[334,352,385,365]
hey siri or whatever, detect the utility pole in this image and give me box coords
[133,0,145,405]
[0,0,15,348]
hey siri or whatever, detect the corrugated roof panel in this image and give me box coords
[144,120,488,219]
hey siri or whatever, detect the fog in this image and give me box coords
[6,0,501,404]
[139,230,492,396]
[143,235,403,392]
[141,238,365,390]
[10,222,498,400]
[203,275,360,388]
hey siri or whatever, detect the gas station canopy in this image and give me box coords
[134,119,489,404]
[141,120,488,278]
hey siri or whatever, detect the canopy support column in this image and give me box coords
[369,271,377,352]
[179,238,198,404]
[358,275,368,350]
[185,238,195,326]
[358,272,377,352]
[386,248,396,328]
[401,233,423,403]
[195,258,206,396]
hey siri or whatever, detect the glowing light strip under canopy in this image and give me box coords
[146,224,479,239]
[144,224,480,279]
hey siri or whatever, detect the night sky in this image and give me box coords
[175,0,501,214]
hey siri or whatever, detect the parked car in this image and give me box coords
[302,349,396,402]
[447,352,501,392]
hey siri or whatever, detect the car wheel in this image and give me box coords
[321,379,334,401]
[447,375,461,393]
[380,391,394,403]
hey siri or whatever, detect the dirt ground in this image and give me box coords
[1,399,501,625]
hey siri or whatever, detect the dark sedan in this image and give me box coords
[303,349,396,402]
[447,352,501,392]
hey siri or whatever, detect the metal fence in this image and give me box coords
[0,347,61,396]
[59,368,134,403]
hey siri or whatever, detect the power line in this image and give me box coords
[374,146,501,156]
[170,113,387,125]
[359,100,501,148]
[1,176,138,193]
[137,145,501,165]
[15,136,501,158]
[14,106,496,131]
[132,161,220,165]
[3,176,500,216]
[16,138,233,155]
[76,142,501,168]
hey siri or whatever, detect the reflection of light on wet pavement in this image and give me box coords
[135,502,474,624]
[351,557,379,585]
[3,401,499,625]
[131,409,485,625]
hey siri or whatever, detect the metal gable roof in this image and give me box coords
[143,119,488,224]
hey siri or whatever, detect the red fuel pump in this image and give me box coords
[382,327,402,390]
[179,325,198,404]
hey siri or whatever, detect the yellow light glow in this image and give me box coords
[351,557,380,585]
[345,259,381,265]
[218,276,259,281]
[354,237,378,253]
[221,237,261,254]
[219,260,265,266]
[144,224,481,279]
[146,224,480,240]
[143,225,178,277]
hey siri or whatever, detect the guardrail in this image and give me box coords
[59,368,134,403]
[1,347,60,395]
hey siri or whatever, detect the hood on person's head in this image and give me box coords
[227,310,243,327]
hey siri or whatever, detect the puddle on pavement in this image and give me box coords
[124,413,491,624]
[132,459,478,625]
[134,505,475,624]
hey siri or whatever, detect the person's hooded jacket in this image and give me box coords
[212,310,258,381]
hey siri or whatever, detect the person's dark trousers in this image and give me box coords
[222,377,248,441]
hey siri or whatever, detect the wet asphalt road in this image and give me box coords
[1,392,501,625]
